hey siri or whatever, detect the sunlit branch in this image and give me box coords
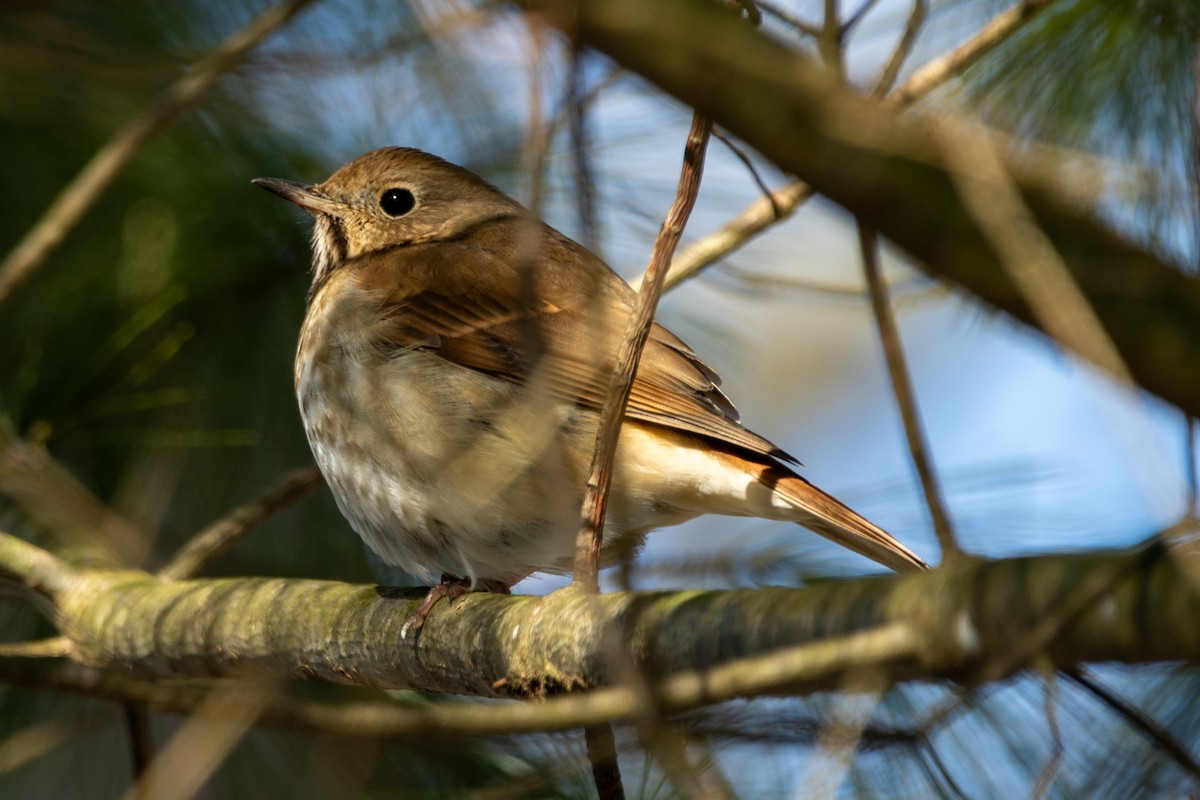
[573,113,712,588]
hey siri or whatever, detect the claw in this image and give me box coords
[400,575,512,640]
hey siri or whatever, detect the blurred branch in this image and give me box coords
[0,0,321,309]
[0,438,145,566]
[871,0,926,98]
[0,529,76,604]
[936,119,1132,384]
[573,113,712,588]
[756,1,821,38]
[712,128,780,217]
[888,0,1058,108]
[858,223,959,560]
[521,0,1200,416]
[584,723,625,800]
[158,465,324,580]
[1029,673,1062,800]
[122,680,278,800]
[650,0,1061,292]
[1066,668,1200,782]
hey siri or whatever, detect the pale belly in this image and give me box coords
[296,347,700,585]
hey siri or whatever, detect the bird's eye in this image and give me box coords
[379,188,416,217]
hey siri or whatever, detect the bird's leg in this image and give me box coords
[401,574,512,640]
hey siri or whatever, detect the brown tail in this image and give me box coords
[771,471,928,572]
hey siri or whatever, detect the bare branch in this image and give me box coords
[936,120,1132,384]
[0,529,76,603]
[653,0,1062,292]
[888,0,1060,108]
[573,113,712,588]
[1028,673,1062,800]
[0,0,321,309]
[1066,669,1200,783]
[121,680,279,800]
[158,465,324,580]
[712,128,781,218]
[585,723,625,800]
[655,181,812,292]
[872,0,926,98]
[756,0,821,38]
[0,438,144,566]
[524,0,1200,414]
[858,223,960,560]
[843,0,884,35]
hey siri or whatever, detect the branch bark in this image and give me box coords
[517,0,1200,417]
[7,533,1194,701]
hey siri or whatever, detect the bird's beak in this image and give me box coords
[252,177,343,216]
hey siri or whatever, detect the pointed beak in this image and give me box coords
[252,177,342,215]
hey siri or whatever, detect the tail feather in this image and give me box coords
[771,472,929,573]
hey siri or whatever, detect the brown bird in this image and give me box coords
[254,147,927,632]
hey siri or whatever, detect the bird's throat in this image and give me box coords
[308,214,348,303]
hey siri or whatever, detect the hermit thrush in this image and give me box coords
[254,147,927,631]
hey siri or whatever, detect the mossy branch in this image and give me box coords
[4,527,1197,705]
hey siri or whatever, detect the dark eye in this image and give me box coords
[379,187,415,217]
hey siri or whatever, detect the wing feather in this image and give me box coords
[350,220,794,463]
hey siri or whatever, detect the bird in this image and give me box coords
[253,147,928,633]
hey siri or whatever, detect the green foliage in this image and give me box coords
[962,0,1200,254]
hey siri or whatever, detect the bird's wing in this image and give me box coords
[352,228,793,463]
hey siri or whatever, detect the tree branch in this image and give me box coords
[858,223,959,560]
[654,0,1061,292]
[159,465,324,580]
[519,0,1200,417]
[573,113,712,587]
[0,536,1190,700]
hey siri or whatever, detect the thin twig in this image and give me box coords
[858,223,959,559]
[713,128,781,218]
[572,113,713,589]
[805,675,885,799]
[888,0,1058,108]
[653,181,812,292]
[0,715,104,777]
[655,0,1063,291]
[0,637,72,659]
[872,0,927,98]
[569,47,602,254]
[1066,669,1200,783]
[157,465,324,580]
[0,529,75,602]
[0,0,321,309]
[843,0,884,35]
[1028,672,1061,800]
[756,0,822,38]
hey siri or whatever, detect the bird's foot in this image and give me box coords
[401,574,512,640]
